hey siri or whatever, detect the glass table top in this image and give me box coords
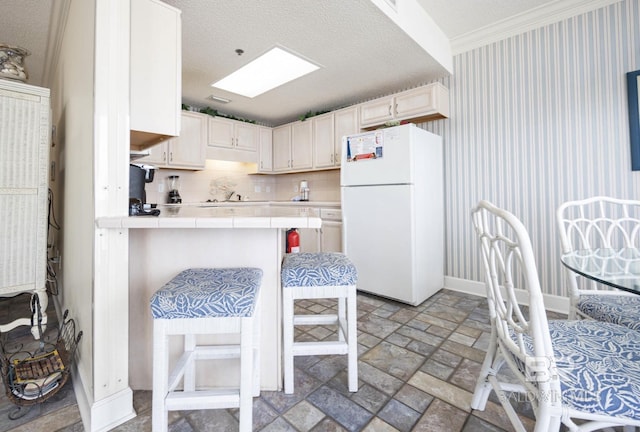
[561,248,640,294]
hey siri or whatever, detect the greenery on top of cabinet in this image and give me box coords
[299,109,330,121]
[181,104,257,124]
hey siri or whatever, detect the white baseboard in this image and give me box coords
[444,276,570,315]
[73,373,136,432]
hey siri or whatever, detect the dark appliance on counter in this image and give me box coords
[129,164,160,216]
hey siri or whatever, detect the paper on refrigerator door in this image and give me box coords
[346,130,384,162]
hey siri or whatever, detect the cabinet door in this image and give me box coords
[235,122,257,151]
[138,141,168,166]
[168,111,206,168]
[359,97,393,128]
[321,221,343,252]
[299,228,321,253]
[291,120,313,170]
[272,125,291,171]
[334,106,359,167]
[394,86,436,120]
[208,117,234,148]
[258,126,272,172]
[130,0,181,143]
[312,113,335,169]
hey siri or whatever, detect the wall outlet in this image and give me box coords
[266,186,271,193]
[254,185,261,193]
[158,183,165,193]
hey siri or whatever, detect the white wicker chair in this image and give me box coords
[470,200,640,432]
[556,196,640,329]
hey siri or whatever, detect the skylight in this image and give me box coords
[210,47,320,98]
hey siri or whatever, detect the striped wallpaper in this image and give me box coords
[421,0,640,297]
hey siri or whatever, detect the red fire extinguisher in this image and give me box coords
[286,228,300,253]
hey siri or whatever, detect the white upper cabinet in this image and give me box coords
[257,126,273,173]
[291,120,313,171]
[333,106,359,168]
[273,121,312,172]
[130,0,181,150]
[208,117,258,152]
[273,124,292,172]
[359,82,449,129]
[138,111,206,169]
[312,113,336,169]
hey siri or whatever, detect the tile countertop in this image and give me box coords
[96,204,323,229]
[179,200,341,208]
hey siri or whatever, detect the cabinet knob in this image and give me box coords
[169,152,173,162]
[163,151,167,162]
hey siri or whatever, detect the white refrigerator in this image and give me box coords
[340,124,444,306]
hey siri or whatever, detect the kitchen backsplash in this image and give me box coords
[145,160,341,204]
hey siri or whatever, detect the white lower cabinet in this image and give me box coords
[298,208,342,253]
[320,220,342,252]
[299,228,321,253]
[139,111,206,169]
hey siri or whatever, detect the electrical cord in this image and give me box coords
[46,188,60,296]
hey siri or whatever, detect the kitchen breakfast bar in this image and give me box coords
[96,204,322,392]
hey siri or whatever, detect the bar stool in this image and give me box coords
[150,267,262,432]
[281,252,358,394]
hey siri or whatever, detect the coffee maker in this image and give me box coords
[129,164,160,216]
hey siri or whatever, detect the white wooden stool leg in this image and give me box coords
[338,296,346,342]
[283,288,295,394]
[239,317,254,432]
[347,286,358,392]
[152,321,169,432]
[184,334,196,392]
[253,303,261,397]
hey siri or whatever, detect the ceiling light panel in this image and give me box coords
[211,47,320,98]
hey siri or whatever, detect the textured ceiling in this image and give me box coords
[162,0,450,125]
[1,0,584,126]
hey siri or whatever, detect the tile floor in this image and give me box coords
[0,289,559,432]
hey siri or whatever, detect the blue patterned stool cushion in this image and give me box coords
[516,320,640,419]
[577,294,640,331]
[150,268,262,319]
[281,253,357,288]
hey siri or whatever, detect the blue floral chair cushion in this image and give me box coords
[281,252,357,288]
[515,320,640,419]
[577,294,640,331]
[150,268,262,319]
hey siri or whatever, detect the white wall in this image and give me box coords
[421,0,640,298]
[145,161,341,204]
[49,0,96,405]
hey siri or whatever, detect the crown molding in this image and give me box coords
[450,0,623,55]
